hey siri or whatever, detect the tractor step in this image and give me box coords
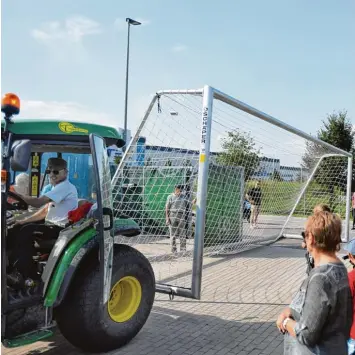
[2,329,53,348]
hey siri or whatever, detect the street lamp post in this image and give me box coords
[123,17,141,151]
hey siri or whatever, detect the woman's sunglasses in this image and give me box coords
[46,168,64,175]
[301,231,309,240]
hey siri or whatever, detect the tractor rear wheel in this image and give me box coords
[55,244,155,353]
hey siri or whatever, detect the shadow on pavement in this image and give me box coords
[2,243,311,355]
[3,306,285,355]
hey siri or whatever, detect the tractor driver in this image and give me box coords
[8,157,78,284]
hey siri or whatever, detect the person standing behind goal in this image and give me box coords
[246,180,262,228]
[166,185,188,253]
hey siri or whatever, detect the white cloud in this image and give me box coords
[19,96,155,134]
[31,16,102,44]
[21,100,115,125]
[114,17,151,32]
[171,44,187,53]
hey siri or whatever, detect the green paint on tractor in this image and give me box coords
[1,118,123,142]
[44,228,97,307]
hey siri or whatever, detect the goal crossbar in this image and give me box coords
[112,85,353,301]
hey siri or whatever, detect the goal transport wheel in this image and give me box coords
[55,244,155,353]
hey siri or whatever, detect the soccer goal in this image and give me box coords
[112,85,353,300]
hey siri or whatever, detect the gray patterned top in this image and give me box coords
[166,193,188,214]
[284,262,352,355]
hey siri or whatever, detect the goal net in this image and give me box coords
[111,86,352,298]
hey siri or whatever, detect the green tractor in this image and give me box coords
[1,93,156,352]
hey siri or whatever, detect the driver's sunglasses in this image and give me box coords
[46,168,64,175]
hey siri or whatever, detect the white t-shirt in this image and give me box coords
[44,179,78,225]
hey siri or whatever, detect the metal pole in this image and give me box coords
[123,22,131,152]
[112,94,158,186]
[191,85,213,299]
[301,166,306,215]
[157,89,204,96]
[345,156,353,242]
[279,153,343,239]
[212,88,352,158]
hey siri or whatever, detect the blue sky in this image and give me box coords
[1,0,354,141]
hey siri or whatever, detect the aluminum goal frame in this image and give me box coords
[112,85,353,300]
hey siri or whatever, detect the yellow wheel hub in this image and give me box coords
[108,276,142,323]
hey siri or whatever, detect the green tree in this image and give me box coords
[302,110,354,209]
[216,130,260,180]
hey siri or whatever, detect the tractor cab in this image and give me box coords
[1,94,154,353]
[2,102,128,273]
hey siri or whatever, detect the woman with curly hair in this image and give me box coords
[277,211,352,354]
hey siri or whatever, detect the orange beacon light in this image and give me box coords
[1,93,20,117]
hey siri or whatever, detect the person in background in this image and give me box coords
[344,239,355,355]
[246,180,262,228]
[10,173,30,196]
[166,185,188,253]
[91,185,97,202]
[301,204,331,275]
[352,192,355,230]
[9,173,30,204]
[277,211,352,354]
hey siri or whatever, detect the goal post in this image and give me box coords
[111,85,353,300]
[191,85,213,299]
[211,87,353,243]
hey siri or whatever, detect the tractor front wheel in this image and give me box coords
[55,244,155,353]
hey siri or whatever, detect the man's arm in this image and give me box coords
[19,180,69,208]
[16,204,49,225]
[17,194,52,209]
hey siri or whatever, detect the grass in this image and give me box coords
[245,180,347,218]
[119,168,348,238]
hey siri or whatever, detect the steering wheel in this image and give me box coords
[7,191,28,211]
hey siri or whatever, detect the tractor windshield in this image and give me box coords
[88,134,114,304]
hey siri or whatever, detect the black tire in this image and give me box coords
[55,244,155,353]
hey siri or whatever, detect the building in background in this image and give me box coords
[279,166,306,182]
[106,132,309,182]
[250,157,280,180]
[107,128,132,164]
[143,145,309,182]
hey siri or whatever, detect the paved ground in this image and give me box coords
[4,235,354,355]
[120,215,353,289]
[3,214,354,355]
